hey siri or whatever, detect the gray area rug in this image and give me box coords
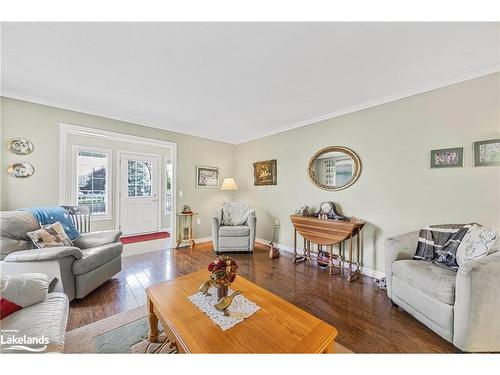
[65,306,176,354]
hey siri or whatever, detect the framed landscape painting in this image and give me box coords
[430,147,464,168]
[253,159,277,185]
[196,165,219,188]
[474,139,500,167]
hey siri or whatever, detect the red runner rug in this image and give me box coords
[120,231,170,245]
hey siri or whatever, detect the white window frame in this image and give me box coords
[71,145,113,221]
[165,157,172,215]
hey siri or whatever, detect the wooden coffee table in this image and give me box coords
[146,269,337,353]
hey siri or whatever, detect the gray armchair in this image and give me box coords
[0,210,122,300]
[386,230,500,352]
[212,209,256,254]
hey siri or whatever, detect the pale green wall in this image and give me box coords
[0,97,236,238]
[2,73,499,274]
[235,73,500,273]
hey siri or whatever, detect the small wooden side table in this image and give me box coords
[176,212,198,249]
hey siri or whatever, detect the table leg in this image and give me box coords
[147,295,159,343]
[293,229,297,262]
[305,240,312,266]
[323,339,335,353]
[356,230,361,275]
[339,241,344,275]
[328,245,334,275]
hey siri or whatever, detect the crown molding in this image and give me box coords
[0,90,235,145]
[236,64,500,144]
[2,63,499,145]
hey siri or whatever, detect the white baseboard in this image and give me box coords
[195,236,212,244]
[256,238,385,280]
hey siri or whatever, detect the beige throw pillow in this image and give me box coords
[27,221,73,249]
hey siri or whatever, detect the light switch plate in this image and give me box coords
[196,218,201,225]
[179,190,183,197]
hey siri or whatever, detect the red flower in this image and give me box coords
[208,255,238,286]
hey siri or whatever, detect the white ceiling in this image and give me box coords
[1,22,499,144]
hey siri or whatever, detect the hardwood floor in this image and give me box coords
[68,241,458,353]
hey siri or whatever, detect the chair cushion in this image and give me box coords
[392,260,457,305]
[72,243,122,275]
[219,225,250,237]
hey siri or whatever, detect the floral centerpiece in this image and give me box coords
[208,256,238,299]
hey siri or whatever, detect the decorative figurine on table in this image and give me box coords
[296,205,310,216]
[214,291,241,316]
[269,219,280,259]
[182,204,192,214]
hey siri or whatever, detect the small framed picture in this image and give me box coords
[474,139,500,167]
[430,147,464,168]
[253,159,277,185]
[196,165,219,188]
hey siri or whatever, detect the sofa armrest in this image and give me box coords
[73,230,122,249]
[454,251,500,352]
[384,230,419,299]
[4,247,83,262]
[246,213,257,251]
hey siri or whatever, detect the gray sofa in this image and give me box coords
[385,230,500,352]
[212,210,256,254]
[0,211,123,300]
[0,292,69,353]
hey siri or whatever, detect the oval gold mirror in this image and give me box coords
[308,146,361,191]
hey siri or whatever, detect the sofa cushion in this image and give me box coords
[72,243,122,275]
[219,225,250,237]
[0,211,39,260]
[392,260,457,305]
[0,292,69,353]
[0,273,49,308]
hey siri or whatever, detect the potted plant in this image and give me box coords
[208,256,238,300]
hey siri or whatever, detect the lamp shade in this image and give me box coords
[220,177,239,191]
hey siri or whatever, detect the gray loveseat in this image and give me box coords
[0,211,122,300]
[385,230,500,352]
[212,209,256,254]
[0,292,69,353]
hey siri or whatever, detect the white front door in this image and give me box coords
[119,153,160,236]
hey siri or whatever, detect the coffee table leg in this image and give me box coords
[324,339,335,353]
[147,296,159,343]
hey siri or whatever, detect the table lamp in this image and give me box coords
[220,177,238,201]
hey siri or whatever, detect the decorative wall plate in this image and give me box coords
[7,137,34,155]
[7,162,35,178]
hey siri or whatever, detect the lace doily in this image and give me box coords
[188,286,260,331]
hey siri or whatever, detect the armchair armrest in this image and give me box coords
[245,213,257,251]
[4,246,83,262]
[454,252,500,352]
[73,230,122,249]
[384,230,419,298]
[212,213,221,252]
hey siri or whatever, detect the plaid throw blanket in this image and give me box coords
[414,224,473,270]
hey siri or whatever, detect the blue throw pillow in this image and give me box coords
[19,206,81,241]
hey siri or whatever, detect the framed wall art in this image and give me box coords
[195,165,220,188]
[430,147,464,168]
[253,159,277,185]
[474,139,500,167]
